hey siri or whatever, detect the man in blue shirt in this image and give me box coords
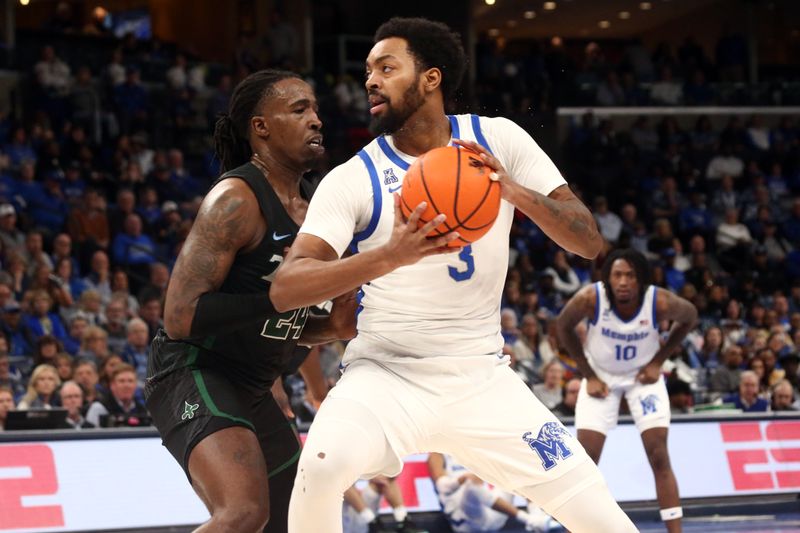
[723,370,769,412]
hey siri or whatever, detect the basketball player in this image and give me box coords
[557,248,697,533]
[145,70,357,533]
[272,18,636,533]
[428,452,559,532]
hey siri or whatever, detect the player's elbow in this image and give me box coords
[164,316,189,340]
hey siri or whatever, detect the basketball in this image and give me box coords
[400,145,501,247]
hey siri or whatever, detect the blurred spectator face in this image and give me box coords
[38,338,58,360]
[110,369,137,403]
[32,293,53,316]
[150,263,169,288]
[0,284,13,309]
[81,292,102,314]
[141,299,162,323]
[91,251,109,274]
[723,208,739,224]
[105,300,126,325]
[26,232,43,255]
[56,258,73,280]
[543,362,564,388]
[123,214,143,236]
[790,313,800,331]
[117,190,135,212]
[563,379,580,409]
[59,382,83,416]
[739,373,759,403]
[112,270,129,292]
[749,357,765,379]
[500,309,518,331]
[0,355,10,379]
[0,389,14,421]
[53,234,72,258]
[726,299,741,320]
[520,315,538,340]
[772,382,795,411]
[2,306,21,328]
[34,368,59,397]
[608,258,640,305]
[55,355,73,381]
[621,204,637,223]
[168,149,184,169]
[761,346,779,370]
[689,235,706,254]
[127,320,149,349]
[69,316,88,340]
[721,175,734,190]
[0,208,17,230]
[74,361,98,389]
[593,197,608,214]
[774,296,789,316]
[704,327,723,351]
[724,346,744,369]
[764,310,778,328]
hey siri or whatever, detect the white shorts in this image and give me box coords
[325,348,591,494]
[574,370,670,435]
[442,483,510,533]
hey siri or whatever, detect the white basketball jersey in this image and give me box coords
[443,454,470,478]
[584,282,661,375]
[300,114,566,362]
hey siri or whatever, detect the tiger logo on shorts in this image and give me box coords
[522,422,573,471]
[640,394,660,415]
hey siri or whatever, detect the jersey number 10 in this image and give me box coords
[615,345,637,361]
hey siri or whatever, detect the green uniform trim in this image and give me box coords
[188,342,256,431]
[268,446,301,479]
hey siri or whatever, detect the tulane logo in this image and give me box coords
[522,422,573,471]
[181,400,199,420]
[640,394,660,415]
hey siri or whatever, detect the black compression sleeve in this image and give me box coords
[189,292,279,338]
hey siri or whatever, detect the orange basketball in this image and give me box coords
[400,145,501,247]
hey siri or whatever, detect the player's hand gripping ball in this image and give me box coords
[400,145,501,247]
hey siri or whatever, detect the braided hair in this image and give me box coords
[213,69,301,172]
[600,248,652,309]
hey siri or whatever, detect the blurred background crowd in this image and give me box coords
[0,0,799,432]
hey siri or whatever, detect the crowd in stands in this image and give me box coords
[1,15,799,433]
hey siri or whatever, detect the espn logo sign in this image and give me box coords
[720,421,800,491]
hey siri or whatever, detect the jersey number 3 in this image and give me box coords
[261,307,309,341]
[448,245,475,282]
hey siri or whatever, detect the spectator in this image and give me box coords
[759,346,786,385]
[0,353,24,398]
[1,301,34,357]
[0,203,25,255]
[109,188,138,237]
[650,66,682,105]
[593,196,622,243]
[67,189,111,262]
[58,380,94,429]
[782,198,800,247]
[500,308,519,345]
[105,49,126,88]
[70,66,101,139]
[113,68,149,133]
[24,290,67,344]
[532,360,564,409]
[21,230,53,275]
[651,178,682,226]
[54,352,73,382]
[137,262,169,303]
[709,344,744,397]
[710,175,739,222]
[724,370,769,412]
[770,379,798,412]
[34,45,72,97]
[77,325,112,365]
[82,251,113,303]
[706,144,744,181]
[85,363,149,427]
[667,379,694,414]
[596,71,624,106]
[678,192,713,239]
[779,352,800,390]
[73,359,101,406]
[121,317,149,385]
[31,334,62,368]
[111,270,140,316]
[17,364,61,409]
[543,250,581,298]
[103,297,129,355]
[111,213,157,285]
[552,377,580,418]
[63,313,88,355]
[139,294,163,339]
[0,385,14,430]
[75,289,104,326]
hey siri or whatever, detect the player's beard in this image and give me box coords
[368,82,425,136]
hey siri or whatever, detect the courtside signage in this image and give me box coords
[0,420,798,531]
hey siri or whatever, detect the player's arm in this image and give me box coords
[454,138,603,259]
[271,195,457,312]
[297,347,331,404]
[297,290,358,345]
[637,289,698,384]
[163,180,267,340]
[556,285,608,397]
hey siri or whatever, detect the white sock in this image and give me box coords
[359,508,376,524]
[515,510,531,524]
[393,506,408,523]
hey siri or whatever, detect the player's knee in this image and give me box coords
[211,500,269,533]
[647,445,671,473]
[296,447,356,493]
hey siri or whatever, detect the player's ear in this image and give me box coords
[423,67,442,93]
[251,115,270,139]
